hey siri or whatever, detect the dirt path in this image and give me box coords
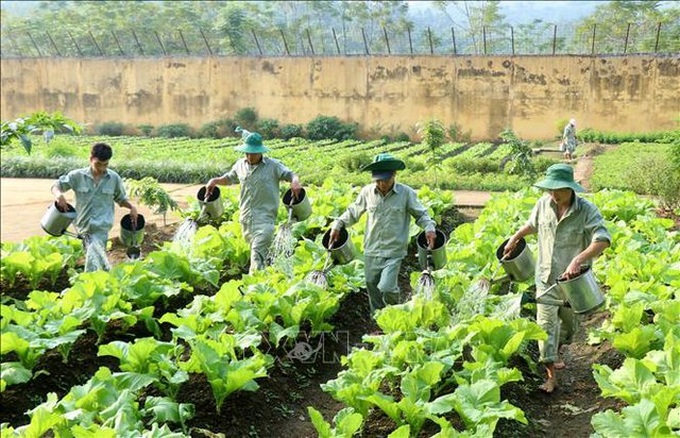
[0,178,493,243]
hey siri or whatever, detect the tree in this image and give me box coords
[577,1,680,54]
[433,0,506,54]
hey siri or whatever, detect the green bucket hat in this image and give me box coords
[361,153,406,172]
[234,132,270,154]
[534,163,585,192]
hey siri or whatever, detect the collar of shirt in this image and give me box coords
[85,167,110,180]
[548,193,581,221]
[372,182,399,197]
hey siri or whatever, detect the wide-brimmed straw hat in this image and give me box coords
[361,153,406,172]
[534,163,584,192]
[234,132,270,153]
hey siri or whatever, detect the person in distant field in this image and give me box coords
[52,142,138,272]
[561,118,578,160]
[503,163,610,394]
[329,153,437,314]
[205,130,302,273]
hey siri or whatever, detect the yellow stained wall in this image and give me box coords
[1,55,678,140]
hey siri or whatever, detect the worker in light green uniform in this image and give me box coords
[503,163,610,394]
[329,153,437,313]
[205,132,302,273]
[561,118,578,160]
[52,143,138,272]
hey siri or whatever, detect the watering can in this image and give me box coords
[120,213,145,248]
[322,228,356,265]
[520,267,605,315]
[283,187,312,221]
[41,202,82,239]
[416,229,448,271]
[197,186,224,220]
[488,237,536,284]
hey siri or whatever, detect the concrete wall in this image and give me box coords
[1,55,678,140]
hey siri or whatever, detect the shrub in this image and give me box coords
[256,118,280,139]
[394,132,411,143]
[234,107,258,130]
[156,123,193,138]
[306,116,357,141]
[198,119,237,139]
[96,122,125,137]
[138,124,154,136]
[280,123,303,140]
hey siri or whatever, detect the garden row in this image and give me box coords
[1,132,556,191]
[2,182,678,436]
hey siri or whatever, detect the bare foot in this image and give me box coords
[539,377,558,393]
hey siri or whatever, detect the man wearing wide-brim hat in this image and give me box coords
[206,130,302,273]
[503,163,611,394]
[329,153,437,313]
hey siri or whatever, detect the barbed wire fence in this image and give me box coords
[1,22,678,58]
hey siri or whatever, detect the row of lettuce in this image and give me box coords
[1,183,678,436]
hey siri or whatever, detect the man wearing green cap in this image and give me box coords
[205,131,302,273]
[329,153,437,313]
[503,163,610,393]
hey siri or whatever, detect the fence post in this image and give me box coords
[654,22,661,52]
[252,29,263,55]
[179,30,190,55]
[407,27,413,54]
[383,27,391,54]
[332,27,341,54]
[89,30,104,56]
[591,23,596,55]
[67,31,83,56]
[306,28,315,55]
[279,29,290,55]
[154,31,167,55]
[199,29,213,55]
[427,27,434,54]
[483,26,487,54]
[112,31,125,55]
[451,27,457,55]
[46,31,62,56]
[27,31,43,56]
[361,28,369,55]
[552,25,557,55]
[132,30,145,56]
[511,26,514,55]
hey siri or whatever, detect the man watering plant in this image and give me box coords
[502,163,610,393]
[205,130,302,273]
[329,153,437,313]
[52,142,138,272]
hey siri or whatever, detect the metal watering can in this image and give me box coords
[489,237,536,284]
[416,229,448,271]
[283,187,312,221]
[120,213,145,260]
[197,186,224,221]
[40,202,82,239]
[525,267,605,315]
[322,228,356,265]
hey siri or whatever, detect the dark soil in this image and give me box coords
[1,206,625,437]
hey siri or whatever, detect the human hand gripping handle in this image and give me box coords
[426,230,437,249]
[129,206,138,230]
[502,235,520,259]
[291,177,302,200]
[205,179,218,201]
[329,228,340,247]
[55,193,69,212]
